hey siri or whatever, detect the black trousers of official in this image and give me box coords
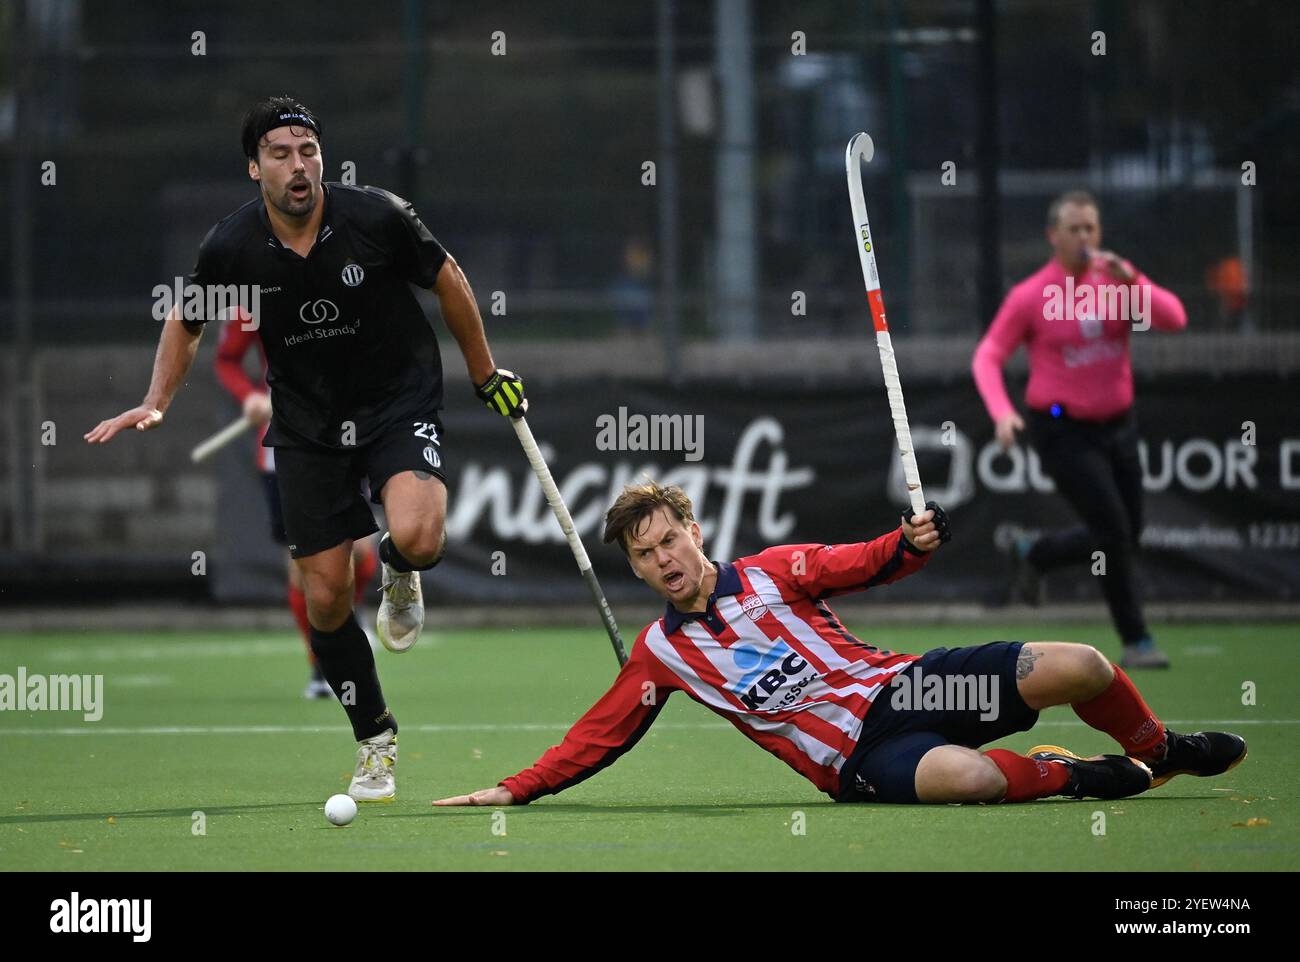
[1024,407,1148,644]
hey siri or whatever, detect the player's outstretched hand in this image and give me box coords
[901,500,952,553]
[432,786,515,807]
[84,405,164,444]
[475,369,528,419]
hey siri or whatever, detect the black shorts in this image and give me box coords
[836,641,1040,804]
[260,471,289,546]
[273,414,448,559]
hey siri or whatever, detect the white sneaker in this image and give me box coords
[377,561,424,652]
[303,676,334,700]
[348,728,397,802]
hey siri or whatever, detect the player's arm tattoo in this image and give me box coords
[1016,646,1043,680]
[413,470,435,481]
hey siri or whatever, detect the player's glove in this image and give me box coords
[901,500,953,545]
[476,369,528,419]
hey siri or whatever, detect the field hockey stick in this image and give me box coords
[511,415,629,666]
[845,132,927,519]
[190,416,253,463]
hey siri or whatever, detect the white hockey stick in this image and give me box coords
[511,416,628,666]
[190,417,253,464]
[845,132,926,518]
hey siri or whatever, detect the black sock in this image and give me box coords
[379,531,441,573]
[309,612,398,741]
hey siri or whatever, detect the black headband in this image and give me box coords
[257,110,321,145]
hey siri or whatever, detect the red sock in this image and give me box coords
[984,749,1071,802]
[287,582,314,665]
[353,542,379,604]
[1072,665,1166,760]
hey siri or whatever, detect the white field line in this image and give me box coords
[39,639,318,662]
[104,675,174,687]
[0,719,1295,737]
[31,636,446,663]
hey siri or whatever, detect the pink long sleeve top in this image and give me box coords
[972,258,1187,423]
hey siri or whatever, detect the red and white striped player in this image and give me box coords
[214,311,379,699]
[435,481,1245,807]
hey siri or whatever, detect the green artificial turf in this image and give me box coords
[1,623,1295,871]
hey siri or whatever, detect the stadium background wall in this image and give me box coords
[4,350,1295,606]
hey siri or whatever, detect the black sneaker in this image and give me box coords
[1029,746,1153,799]
[1120,637,1171,669]
[1149,730,1248,789]
[1008,538,1045,606]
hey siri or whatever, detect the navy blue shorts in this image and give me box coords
[836,641,1040,804]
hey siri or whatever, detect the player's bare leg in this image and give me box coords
[375,470,448,652]
[915,746,1007,803]
[1012,642,1113,709]
[296,542,355,631]
[297,541,399,801]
